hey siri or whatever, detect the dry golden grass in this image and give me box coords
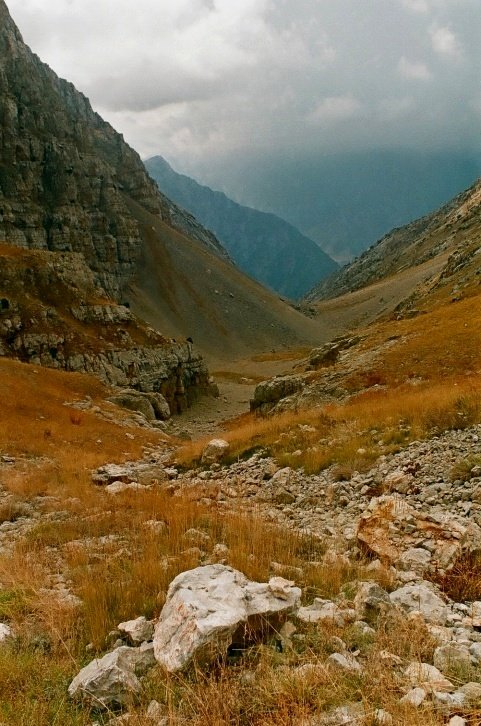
[0,358,163,460]
[0,359,410,724]
[177,376,481,475]
[178,290,481,475]
[0,289,479,723]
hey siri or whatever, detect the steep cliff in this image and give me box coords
[0,1,323,363]
[0,0,225,300]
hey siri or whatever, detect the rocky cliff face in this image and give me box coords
[0,0,225,300]
[0,244,210,412]
[0,0,323,367]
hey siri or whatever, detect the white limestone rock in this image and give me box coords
[146,699,168,723]
[431,690,466,711]
[399,687,427,707]
[153,565,300,672]
[68,643,156,708]
[390,583,448,625]
[201,439,230,465]
[0,623,13,642]
[469,641,481,664]
[373,710,393,725]
[470,600,481,627]
[118,616,154,645]
[327,652,362,673]
[457,681,481,706]
[296,599,346,626]
[353,581,390,620]
[404,662,454,692]
[433,643,471,672]
[448,717,467,726]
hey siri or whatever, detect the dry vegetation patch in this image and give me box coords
[178,290,481,476]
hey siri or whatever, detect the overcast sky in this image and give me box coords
[8,0,481,183]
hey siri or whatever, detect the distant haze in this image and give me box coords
[9,0,481,257]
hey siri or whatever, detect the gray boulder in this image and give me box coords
[201,439,230,465]
[250,375,304,413]
[353,581,391,622]
[404,662,454,692]
[68,643,156,709]
[153,565,301,672]
[108,390,156,421]
[0,623,14,642]
[433,643,471,672]
[118,616,154,646]
[143,392,171,421]
[297,599,346,626]
[390,583,448,625]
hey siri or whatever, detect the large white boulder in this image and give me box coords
[153,564,301,672]
[68,643,155,709]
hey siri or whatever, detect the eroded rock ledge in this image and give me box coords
[0,245,211,414]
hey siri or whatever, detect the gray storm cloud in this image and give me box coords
[8,0,481,169]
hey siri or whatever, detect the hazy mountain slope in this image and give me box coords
[0,0,325,359]
[307,176,481,309]
[145,156,338,300]
[125,197,325,361]
[198,150,481,263]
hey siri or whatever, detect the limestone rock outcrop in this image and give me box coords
[0,246,210,411]
[68,643,156,709]
[153,565,301,672]
[250,375,304,414]
[357,495,481,574]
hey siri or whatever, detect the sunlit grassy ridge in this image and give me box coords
[178,291,481,475]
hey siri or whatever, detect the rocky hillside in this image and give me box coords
[145,156,338,300]
[0,243,211,415]
[0,0,326,363]
[0,0,226,302]
[308,177,481,306]
[2,280,481,722]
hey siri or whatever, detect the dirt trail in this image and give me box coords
[168,353,305,439]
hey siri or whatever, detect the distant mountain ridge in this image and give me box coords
[145,155,338,300]
[196,150,481,263]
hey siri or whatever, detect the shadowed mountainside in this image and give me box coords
[307,176,481,315]
[145,156,338,300]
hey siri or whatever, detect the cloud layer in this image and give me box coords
[9,0,481,176]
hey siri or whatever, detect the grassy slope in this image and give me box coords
[1,258,480,723]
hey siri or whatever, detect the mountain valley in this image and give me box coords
[1,1,481,724]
